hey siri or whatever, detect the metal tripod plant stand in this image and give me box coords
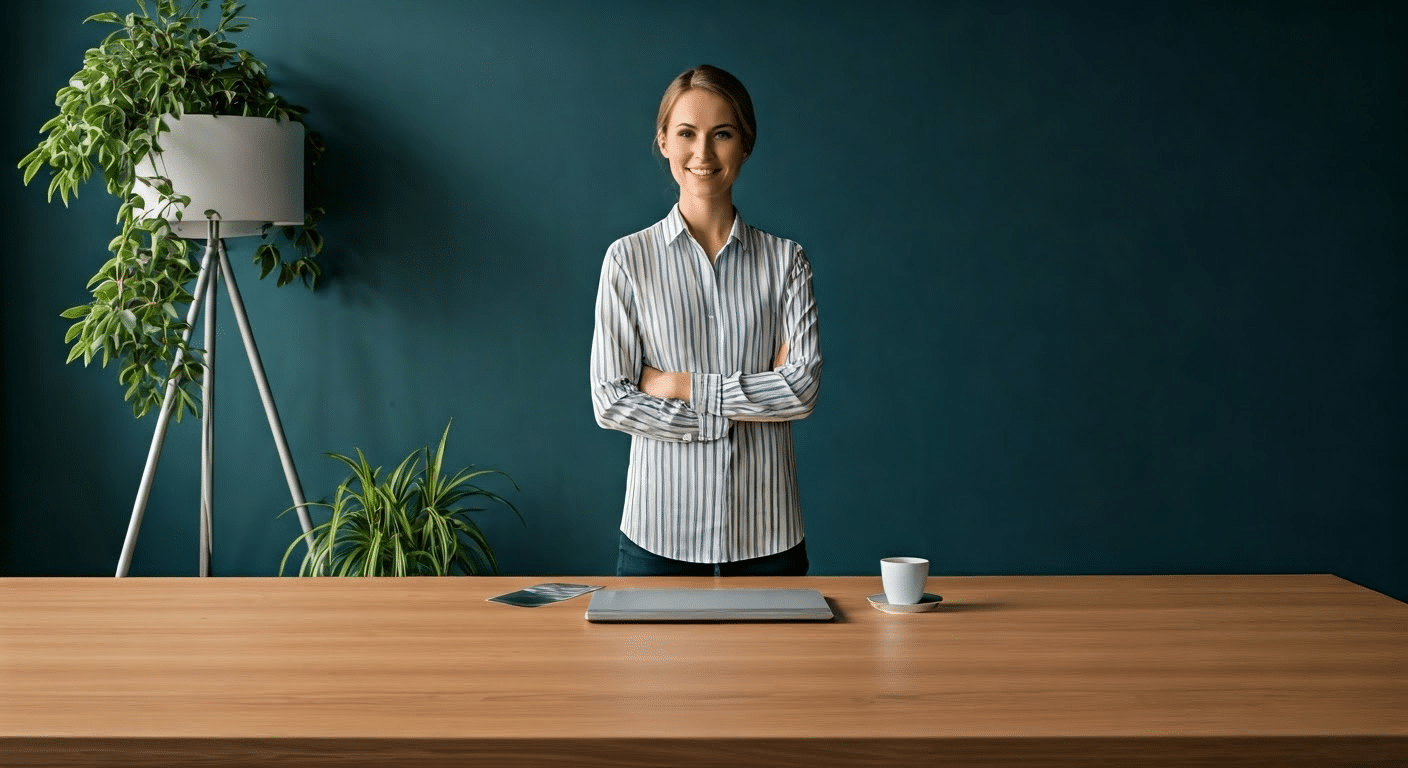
[111,113,318,577]
[115,219,316,577]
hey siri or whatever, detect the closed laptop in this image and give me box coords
[585,588,834,622]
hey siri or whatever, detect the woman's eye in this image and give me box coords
[678,130,693,138]
[715,131,732,139]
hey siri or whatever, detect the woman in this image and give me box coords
[590,64,822,576]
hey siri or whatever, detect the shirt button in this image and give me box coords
[683,433,693,443]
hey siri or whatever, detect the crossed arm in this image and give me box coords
[591,245,821,442]
[639,342,789,401]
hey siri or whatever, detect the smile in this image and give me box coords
[688,168,719,176]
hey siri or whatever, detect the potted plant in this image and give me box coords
[16,0,324,420]
[279,420,524,577]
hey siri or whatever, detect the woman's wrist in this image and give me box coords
[640,366,691,401]
[668,370,691,401]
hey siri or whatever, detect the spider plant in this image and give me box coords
[280,420,523,577]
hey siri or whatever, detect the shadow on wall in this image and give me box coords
[283,67,498,314]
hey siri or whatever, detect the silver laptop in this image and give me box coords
[585,588,834,622]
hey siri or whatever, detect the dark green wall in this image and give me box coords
[5,1,1404,599]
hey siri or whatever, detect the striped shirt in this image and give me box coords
[590,205,823,563]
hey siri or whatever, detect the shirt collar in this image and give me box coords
[663,204,750,255]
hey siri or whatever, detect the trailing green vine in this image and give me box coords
[17,0,324,419]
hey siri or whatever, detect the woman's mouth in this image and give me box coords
[688,168,719,177]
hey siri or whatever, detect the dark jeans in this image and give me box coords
[616,532,809,577]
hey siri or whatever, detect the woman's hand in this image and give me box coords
[774,340,789,369]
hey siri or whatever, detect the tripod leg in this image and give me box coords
[199,253,219,577]
[116,238,219,578]
[216,243,316,553]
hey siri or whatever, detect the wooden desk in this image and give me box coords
[1,574,1404,767]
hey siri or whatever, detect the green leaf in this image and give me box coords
[20,159,44,187]
[66,342,89,365]
[255,243,276,278]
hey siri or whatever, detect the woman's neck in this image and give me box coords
[677,194,735,257]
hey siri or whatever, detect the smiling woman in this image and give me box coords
[589,64,824,577]
[655,87,750,258]
[652,67,756,257]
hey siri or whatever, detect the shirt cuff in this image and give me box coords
[691,372,726,442]
[694,413,728,442]
[691,372,723,416]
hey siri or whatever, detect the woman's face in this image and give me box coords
[658,88,748,202]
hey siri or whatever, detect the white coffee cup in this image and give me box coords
[881,557,929,605]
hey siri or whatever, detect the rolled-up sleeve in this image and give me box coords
[590,247,729,443]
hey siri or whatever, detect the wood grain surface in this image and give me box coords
[2,574,1405,767]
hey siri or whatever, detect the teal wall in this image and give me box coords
[5,1,1404,599]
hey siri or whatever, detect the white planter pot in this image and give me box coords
[135,114,305,239]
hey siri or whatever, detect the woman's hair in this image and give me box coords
[654,64,757,157]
